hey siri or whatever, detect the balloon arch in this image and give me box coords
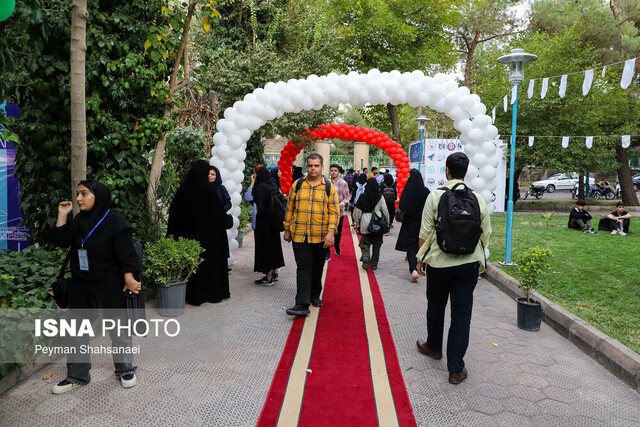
[210,69,500,262]
[276,124,410,196]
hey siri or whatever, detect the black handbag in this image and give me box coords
[51,249,72,308]
[225,214,233,229]
[368,211,390,234]
[394,208,404,223]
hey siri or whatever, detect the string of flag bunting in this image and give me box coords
[489,56,639,139]
[495,134,636,149]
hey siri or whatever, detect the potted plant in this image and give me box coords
[235,203,252,248]
[514,246,553,331]
[144,237,204,317]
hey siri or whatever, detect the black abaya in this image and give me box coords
[168,160,230,304]
[253,167,285,274]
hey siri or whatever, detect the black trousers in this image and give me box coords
[426,262,479,374]
[407,245,419,273]
[325,215,345,258]
[292,242,326,306]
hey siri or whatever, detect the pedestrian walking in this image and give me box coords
[326,163,350,260]
[352,177,390,270]
[168,160,230,304]
[380,173,397,232]
[253,166,285,284]
[50,180,141,393]
[395,169,430,282]
[415,152,491,385]
[283,153,339,316]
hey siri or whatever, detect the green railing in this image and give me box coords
[328,155,393,171]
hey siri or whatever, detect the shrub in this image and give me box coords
[144,237,204,285]
[515,246,553,303]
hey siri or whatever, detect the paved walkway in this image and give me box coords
[0,221,639,426]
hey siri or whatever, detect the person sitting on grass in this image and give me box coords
[598,202,632,235]
[568,200,596,233]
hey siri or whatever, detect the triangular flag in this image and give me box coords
[527,80,535,99]
[541,78,549,99]
[602,66,607,78]
[562,136,569,148]
[503,95,508,112]
[528,136,534,147]
[621,135,631,148]
[511,85,517,104]
[621,59,636,89]
[585,136,593,148]
[582,70,594,96]
[491,107,496,124]
[559,75,568,98]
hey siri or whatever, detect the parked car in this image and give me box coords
[532,173,595,193]
[616,174,640,194]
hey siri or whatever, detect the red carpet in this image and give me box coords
[258,219,416,426]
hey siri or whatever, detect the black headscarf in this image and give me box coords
[209,165,231,207]
[270,167,281,190]
[355,177,382,213]
[357,173,367,185]
[254,166,279,201]
[72,180,130,246]
[292,166,304,181]
[398,169,430,217]
[383,174,394,188]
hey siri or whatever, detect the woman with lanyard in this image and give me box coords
[395,169,430,283]
[50,180,141,394]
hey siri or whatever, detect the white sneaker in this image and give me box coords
[619,231,627,236]
[411,270,419,282]
[52,379,81,394]
[120,374,137,388]
[611,230,618,234]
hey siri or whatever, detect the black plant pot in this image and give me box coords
[516,297,543,331]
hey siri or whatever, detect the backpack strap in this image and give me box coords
[324,178,331,198]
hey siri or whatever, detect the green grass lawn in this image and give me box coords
[488,212,639,354]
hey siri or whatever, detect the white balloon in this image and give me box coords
[459,94,475,110]
[255,88,270,104]
[444,92,460,110]
[480,189,493,205]
[469,94,481,104]
[467,128,484,144]
[432,97,447,113]
[228,253,234,265]
[472,152,488,167]
[457,86,471,98]
[479,165,497,181]
[224,157,239,172]
[454,118,473,134]
[263,106,278,121]
[247,116,262,131]
[448,106,467,122]
[464,143,480,157]
[233,149,247,162]
[237,128,251,142]
[233,114,248,129]
[251,101,264,117]
[213,132,228,146]
[433,73,448,85]
[231,206,241,217]
[210,146,218,157]
[385,80,400,97]
[286,78,299,88]
[227,228,238,239]
[470,103,487,117]
[465,164,479,179]
[419,76,434,91]
[264,81,277,92]
[388,70,401,80]
[418,92,432,106]
[223,180,237,193]
[443,80,458,95]
[229,235,239,252]
[327,84,342,103]
[244,93,257,104]
[289,88,304,105]
[310,88,325,104]
[277,83,290,98]
[480,140,497,156]
[483,125,499,141]
[269,94,284,110]
[428,84,444,100]
[230,192,242,207]
[485,180,497,192]
[411,70,425,80]
[217,144,232,159]
[301,96,314,110]
[227,135,242,149]
[236,101,252,115]
[367,68,381,78]
[223,108,237,121]
[486,154,500,168]
[470,177,486,192]
[473,114,492,128]
[336,75,350,89]
[211,156,225,170]
[282,99,295,113]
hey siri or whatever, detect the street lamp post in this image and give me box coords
[414,116,430,174]
[497,48,538,265]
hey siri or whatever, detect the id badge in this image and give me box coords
[78,249,89,271]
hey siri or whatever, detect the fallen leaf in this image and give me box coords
[404,367,413,371]
[306,369,312,374]
[492,342,499,347]
[42,373,53,380]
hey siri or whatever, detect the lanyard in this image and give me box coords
[80,209,110,249]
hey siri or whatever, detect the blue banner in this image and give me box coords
[1,101,30,251]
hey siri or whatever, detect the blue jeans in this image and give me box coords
[426,262,479,374]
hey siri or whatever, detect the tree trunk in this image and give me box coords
[464,32,480,87]
[146,0,196,215]
[70,0,88,214]
[615,144,639,206]
[578,172,585,199]
[387,103,401,143]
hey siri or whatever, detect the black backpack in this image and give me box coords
[434,183,482,255]
[382,186,396,203]
[268,192,288,232]
[294,177,332,198]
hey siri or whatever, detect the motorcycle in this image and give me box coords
[571,182,615,200]
[523,183,545,199]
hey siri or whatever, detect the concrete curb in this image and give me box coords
[0,363,46,396]
[483,263,640,391]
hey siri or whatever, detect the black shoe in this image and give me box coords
[52,379,82,394]
[311,298,323,307]
[325,253,331,261]
[286,305,310,316]
[335,246,341,256]
[370,265,377,270]
[272,272,279,281]
[254,276,274,286]
[362,256,369,270]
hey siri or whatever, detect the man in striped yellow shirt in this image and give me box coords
[283,153,340,316]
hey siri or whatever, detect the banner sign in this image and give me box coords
[0,101,30,251]
[409,138,507,213]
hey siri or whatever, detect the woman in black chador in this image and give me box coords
[252,166,285,285]
[168,160,230,304]
[395,169,430,283]
[50,180,140,394]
